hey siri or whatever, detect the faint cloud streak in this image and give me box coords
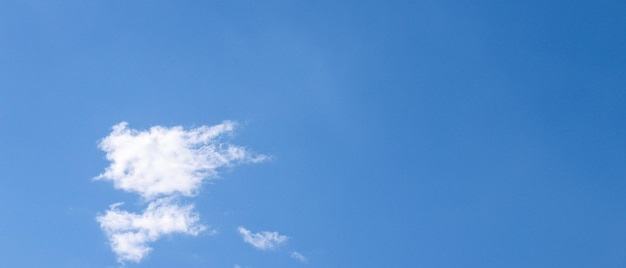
[291,251,308,263]
[238,226,288,250]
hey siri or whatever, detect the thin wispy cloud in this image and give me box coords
[238,226,288,250]
[290,251,308,263]
[96,121,265,263]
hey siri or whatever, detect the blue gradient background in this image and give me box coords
[1,1,625,267]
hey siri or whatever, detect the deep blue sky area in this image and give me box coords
[1,1,625,267]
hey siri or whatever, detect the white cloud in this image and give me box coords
[96,121,266,263]
[97,198,205,263]
[238,226,288,250]
[291,251,307,263]
[95,121,266,200]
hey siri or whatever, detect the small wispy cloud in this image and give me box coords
[291,251,308,263]
[238,226,288,250]
[96,121,265,263]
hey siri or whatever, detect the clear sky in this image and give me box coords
[1,1,625,267]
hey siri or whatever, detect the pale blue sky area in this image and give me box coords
[1,1,625,267]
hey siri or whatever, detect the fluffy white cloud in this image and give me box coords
[238,227,288,250]
[97,198,205,263]
[290,251,308,263]
[95,121,266,200]
[96,121,266,263]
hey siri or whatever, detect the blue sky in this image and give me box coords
[1,0,625,267]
